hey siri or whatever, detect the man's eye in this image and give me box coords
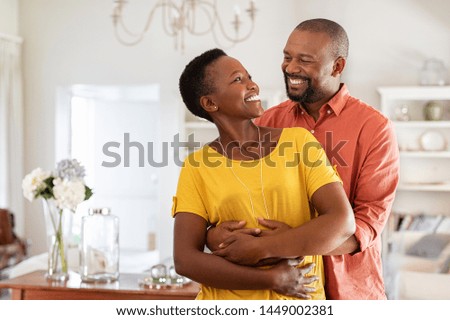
[234,76,242,82]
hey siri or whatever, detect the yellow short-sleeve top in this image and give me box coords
[172,127,341,300]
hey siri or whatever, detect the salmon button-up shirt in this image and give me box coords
[255,84,399,300]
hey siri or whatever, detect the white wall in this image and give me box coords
[296,0,450,105]
[0,0,18,35]
[12,0,450,259]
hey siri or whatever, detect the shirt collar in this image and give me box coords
[327,83,350,116]
[288,83,350,117]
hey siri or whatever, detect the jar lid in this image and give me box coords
[88,207,111,215]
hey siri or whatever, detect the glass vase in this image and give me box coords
[42,199,72,281]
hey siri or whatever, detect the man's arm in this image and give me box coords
[213,181,356,265]
[256,218,359,256]
[206,218,358,256]
[348,119,399,254]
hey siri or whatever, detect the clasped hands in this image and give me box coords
[207,217,318,298]
[208,217,290,266]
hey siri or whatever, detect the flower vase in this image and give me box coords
[42,199,72,281]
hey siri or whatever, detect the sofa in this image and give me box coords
[384,231,450,299]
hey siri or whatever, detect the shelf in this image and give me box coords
[378,86,450,100]
[398,183,450,192]
[393,121,450,128]
[399,151,450,158]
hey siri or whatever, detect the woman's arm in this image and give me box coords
[174,212,317,297]
[213,182,356,265]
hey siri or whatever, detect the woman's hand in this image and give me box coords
[212,219,295,265]
[206,220,261,251]
[268,259,318,299]
[257,218,292,237]
[213,231,264,265]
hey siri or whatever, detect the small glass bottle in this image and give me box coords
[80,208,119,282]
[419,58,448,86]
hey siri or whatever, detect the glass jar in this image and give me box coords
[424,101,444,121]
[395,104,410,121]
[419,58,448,86]
[80,208,119,282]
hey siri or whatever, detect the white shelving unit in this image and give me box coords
[378,86,450,298]
[378,86,450,213]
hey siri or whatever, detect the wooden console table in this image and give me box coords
[0,270,199,300]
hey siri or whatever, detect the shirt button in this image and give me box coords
[311,129,315,134]
[301,111,304,115]
[327,110,332,114]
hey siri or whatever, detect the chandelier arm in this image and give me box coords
[209,27,240,50]
[114,26,144,46]
[114,1,166,44]
[213,5,256,43]
[161,1,182,37]
[184,2,216,36]
[193,0,256,43]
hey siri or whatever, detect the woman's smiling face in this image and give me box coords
[204,55,264,120]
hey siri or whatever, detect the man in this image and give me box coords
[208,18,399,299]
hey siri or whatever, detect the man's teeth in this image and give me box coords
[289,78,306,85]
[245,95,260,102]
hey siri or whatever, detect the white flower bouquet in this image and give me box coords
[22,159,93,280]
[22,159,93,210]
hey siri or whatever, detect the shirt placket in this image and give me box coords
[298,106,334,137]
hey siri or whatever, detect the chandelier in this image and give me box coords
[111,0,257,51]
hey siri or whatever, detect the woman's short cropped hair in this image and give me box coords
[179,48,227,122]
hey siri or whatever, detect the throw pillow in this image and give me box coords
[440,256,450,274]
[406,233,450,259]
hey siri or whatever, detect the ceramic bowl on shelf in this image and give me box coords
[419,130,447,151]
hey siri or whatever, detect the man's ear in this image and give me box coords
[200,96,219,112]
[332,57,346,77]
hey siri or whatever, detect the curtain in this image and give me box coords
[0,34,24,235]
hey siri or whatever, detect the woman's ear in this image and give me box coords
[332,57,346,77]
[200,96,219,112]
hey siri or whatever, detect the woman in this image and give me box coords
[172,48,355,299]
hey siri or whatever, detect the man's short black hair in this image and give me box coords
[179,48,227,122]
[295,18,349,59]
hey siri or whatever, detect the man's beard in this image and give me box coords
[284,73,317,104]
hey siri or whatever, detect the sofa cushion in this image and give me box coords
[406,233,450,259]
[440,256,450,274]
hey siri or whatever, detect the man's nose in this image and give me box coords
[284,61,301,74]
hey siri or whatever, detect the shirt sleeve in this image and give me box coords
[352,119,400,252]
[171,156,208,221]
